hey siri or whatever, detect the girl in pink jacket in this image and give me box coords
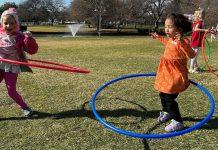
[0,8,38,117]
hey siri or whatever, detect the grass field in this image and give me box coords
[0,35,217,149]
[28,25,139,34]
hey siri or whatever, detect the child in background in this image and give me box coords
[151,13,196,132]
[189,9,209,73]
[210,25,218,42]
[0,8,38,117]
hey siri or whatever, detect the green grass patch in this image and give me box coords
[28,25,68,32]
[0,36,217,149]
[28,25,138,33]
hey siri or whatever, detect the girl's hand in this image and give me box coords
[23,31,32,37]
[205,29,209,32]
[150,32,160,39]
[175,32,183,42]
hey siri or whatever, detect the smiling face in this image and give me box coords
[2,15,16,35]
[164,18,179,39]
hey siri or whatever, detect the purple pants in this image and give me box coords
[0,71,28,109]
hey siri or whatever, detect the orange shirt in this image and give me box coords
[154,36,196,94]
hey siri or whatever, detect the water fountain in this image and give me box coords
[67,23,84,37]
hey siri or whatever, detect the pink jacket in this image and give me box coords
[0,26,38,60]
[16,31,38,59]
[0,26,38,73]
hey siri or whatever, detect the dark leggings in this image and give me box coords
[159,92,183,122]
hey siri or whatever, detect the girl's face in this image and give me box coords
[193,11,205,21]
[164,18,178,39]
[2,15,16,35]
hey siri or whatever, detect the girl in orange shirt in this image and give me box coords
[151,13,196,132]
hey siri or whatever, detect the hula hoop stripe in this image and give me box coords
[0,58,90,74]
[202,32,218,77]
[91,73,215,139]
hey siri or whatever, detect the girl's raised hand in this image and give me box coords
[23,31,32,37]
[150,32,160,39]
[174,32,183,41]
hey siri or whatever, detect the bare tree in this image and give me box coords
[18,0,48,24]
[71,0,94,23]
[71,0,216,32]
[145,0,171,30]
[169,0,181,13]
[71,0,116,34]
[0,2,17,14]
[43,0,65,25]
[203,0,218,27]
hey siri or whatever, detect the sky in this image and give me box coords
[0,0,72,6]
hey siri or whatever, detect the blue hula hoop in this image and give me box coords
[90,73,216,139]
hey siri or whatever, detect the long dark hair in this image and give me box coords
[166,13,192,34]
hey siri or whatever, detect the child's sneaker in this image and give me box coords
[188,68,193,73]
[22,107,33,117]
[158,111,172,123]
[189,68,199,74]
[165,119,184,132]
